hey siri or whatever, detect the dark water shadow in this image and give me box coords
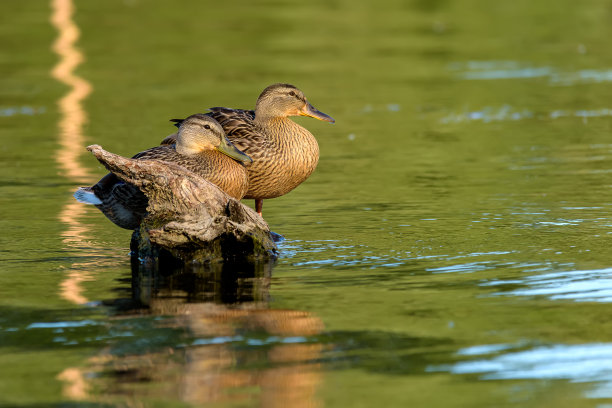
[51,249,459,406]
[67,257,327,407]
[120,255,276,310]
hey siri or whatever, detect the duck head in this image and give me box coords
[254,83,335,124]
[176,114,252,163]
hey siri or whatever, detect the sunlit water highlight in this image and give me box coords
[450,60,612,86]
[430,343,612,399]
[485,267,612,302]
[440,105,612,124]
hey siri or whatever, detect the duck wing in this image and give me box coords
[161,108,263,155]
[131,145,176,160]
[207,108,255,139]
[208,108,267,160]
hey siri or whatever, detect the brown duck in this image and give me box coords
[74,114,252,230]
[162,83,335,215]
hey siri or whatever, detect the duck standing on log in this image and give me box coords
[74,114,252,230]
[162,83,335,216]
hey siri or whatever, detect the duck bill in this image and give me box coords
[217,137,253,164]
[299,102,335,123]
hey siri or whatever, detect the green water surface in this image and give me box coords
[3,0,612,407]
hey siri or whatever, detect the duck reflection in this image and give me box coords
[82,259,325,407]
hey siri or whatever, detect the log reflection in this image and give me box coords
[88,260,325,407]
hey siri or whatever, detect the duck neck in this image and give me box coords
[254,115,304,140]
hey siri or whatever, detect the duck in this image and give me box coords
[162,83,335,215]
[74,114,252,230]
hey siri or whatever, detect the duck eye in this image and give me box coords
[288,91,296,97]
[204,124,211,130]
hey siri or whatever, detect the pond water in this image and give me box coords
[3,0,612,406]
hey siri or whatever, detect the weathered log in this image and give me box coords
[87,144,278,263]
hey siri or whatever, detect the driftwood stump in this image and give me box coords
[87,145,278,264]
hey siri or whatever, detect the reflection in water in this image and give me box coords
[440,105,612,124]
[430,342,612,400]
[56,368,89,401]
[79,260,326,407]
[483,267,612,303]
[450,60,612,86]
[50,0,93,183]
[50,0,104,397]
[0,106,46,117]
[50,0,97,306]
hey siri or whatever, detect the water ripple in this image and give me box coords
[484,267,612,302]
[281,239,517,272]
[428,342,612,399]
[27,320,100,329]
[0,106,46,116]
[440,105,612,124]
[450,60,612,86]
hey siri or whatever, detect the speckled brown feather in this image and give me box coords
[162,108,319,200]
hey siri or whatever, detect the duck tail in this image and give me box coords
[74,187,103,205]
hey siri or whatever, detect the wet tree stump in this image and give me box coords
[87,145,278,264]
